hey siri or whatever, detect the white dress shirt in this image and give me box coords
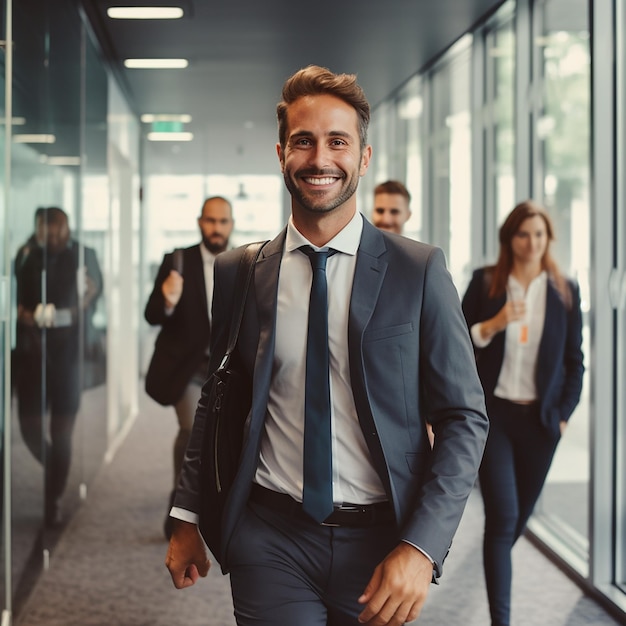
[471,272,547,402]
[254,211,387,505]
[199,243,216,323]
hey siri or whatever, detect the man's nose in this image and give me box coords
[307,145,330,168]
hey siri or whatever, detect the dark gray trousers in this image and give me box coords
[228,500,398,626]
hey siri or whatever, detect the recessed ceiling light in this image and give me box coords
[0,116,26,125]
[107,7,184,19]
[13,134,56,143]
[141,113,192,123]
[44,156,82,166]
[147,132,194,142]
[124,58,188,69]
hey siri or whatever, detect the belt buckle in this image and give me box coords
[320,503,367,527]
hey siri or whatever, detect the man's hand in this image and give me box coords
[162,270,184,308]
[165,520,211,589]
[357,542,433,625]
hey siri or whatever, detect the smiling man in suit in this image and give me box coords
[165,66,488,626]
[145,196,234,538]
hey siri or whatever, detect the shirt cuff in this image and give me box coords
[470,322,491,348]
[170,506,199,525]
[401,539,434,564]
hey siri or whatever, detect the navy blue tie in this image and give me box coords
[299,246,337,523]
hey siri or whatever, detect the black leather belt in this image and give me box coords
[250,484,394,527]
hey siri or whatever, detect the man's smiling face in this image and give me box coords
[277,94,370,216]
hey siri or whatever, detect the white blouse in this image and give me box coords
[471,272,547,402]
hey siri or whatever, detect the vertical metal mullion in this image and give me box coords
[2,0,12,621]
[590,0,618,596]
[515,0,533,200]
[421,78,432,244]
[471,26,488,267]
[613,0,626,593]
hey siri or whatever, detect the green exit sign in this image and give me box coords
[151,121,184,133]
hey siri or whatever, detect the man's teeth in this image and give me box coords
[304,177,336,185]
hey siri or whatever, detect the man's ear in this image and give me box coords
[276,143,285,172]
[359,144,372,177]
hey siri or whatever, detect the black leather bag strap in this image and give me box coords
[221,241,267,365]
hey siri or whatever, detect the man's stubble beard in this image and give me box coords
[203,236,229,254]
[283,170,359,215]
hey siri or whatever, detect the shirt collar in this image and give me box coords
[508,270,547,291]
[285,211,363,256]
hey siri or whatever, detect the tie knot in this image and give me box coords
[299,245,337,271]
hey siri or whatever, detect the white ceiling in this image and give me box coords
[82,0,506,176]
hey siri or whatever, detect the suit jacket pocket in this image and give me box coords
[364,322,414,343]
[405,452,426,477]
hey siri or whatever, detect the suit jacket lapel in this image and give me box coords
[247,230,285,438]
[349,220,388,343]
[347,220,391,493]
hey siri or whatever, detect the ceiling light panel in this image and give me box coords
[124,58,188,69]
[141,114,192,123]
[107,7,184,19]
[147,132,194,142]
[13,134,56,143]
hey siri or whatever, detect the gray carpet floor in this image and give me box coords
[15,393,623,626]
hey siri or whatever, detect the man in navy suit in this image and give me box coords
[166,66,488,625]
[145,196,234,537]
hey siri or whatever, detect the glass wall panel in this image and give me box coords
[361,100,394,221]
[74,22,109,501]
[396,76,424,241]
[7,1,112,618]
[529,0,591,569]
[371,100,392,185]
[428,39,473,291]
[10,0,68,608]
[106,77,140,443]
[486,19,516,225]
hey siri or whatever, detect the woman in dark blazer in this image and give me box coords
[461,200,584,626]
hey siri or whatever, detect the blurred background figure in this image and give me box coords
[13,207,103,527]
[370,180,412,235]
[144,196,235,539]
[461,199,584,626]
[14,207,46,275]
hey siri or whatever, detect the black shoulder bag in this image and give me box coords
[198,240,266,560]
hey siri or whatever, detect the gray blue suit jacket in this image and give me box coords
[175,217,489,579]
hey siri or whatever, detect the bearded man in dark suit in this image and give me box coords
[144,196,234,538]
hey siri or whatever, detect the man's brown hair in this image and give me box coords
[276,65,370,151]
[374,180,411,203]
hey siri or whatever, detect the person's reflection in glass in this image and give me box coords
[14,207,103,527]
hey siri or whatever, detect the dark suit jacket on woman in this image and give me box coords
[144,244,211,406]
[175,217,489,579]
[461,267,584,438]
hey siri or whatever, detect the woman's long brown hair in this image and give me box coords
[487,199,572,309]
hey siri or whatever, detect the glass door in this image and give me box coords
[528,0,591,572]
